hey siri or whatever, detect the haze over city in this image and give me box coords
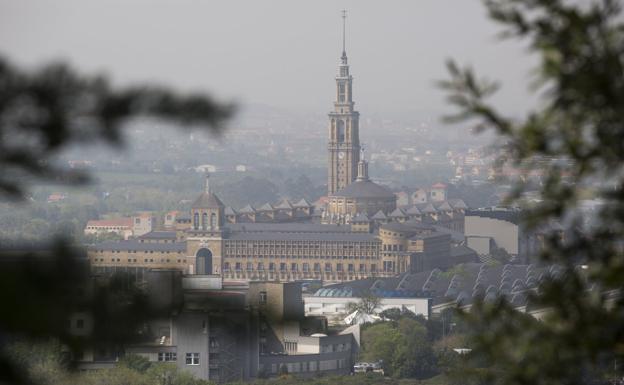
[0,0,536,118]
[0,1,621,385]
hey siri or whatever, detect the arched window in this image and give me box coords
[210,213,217,228]
[336,119,344,143]
[193,213,199,230]
[202,213,208,230]
[337,120,345,142]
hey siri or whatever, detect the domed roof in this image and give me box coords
[332,180,395,199]
[192,192,224,209]
[192,174,224,209]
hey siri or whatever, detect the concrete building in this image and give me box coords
[83,273,359,382]
[304,283,431,325]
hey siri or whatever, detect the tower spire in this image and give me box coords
[204,173,210,194]
[341,10,347,63]
[342,10,347,54]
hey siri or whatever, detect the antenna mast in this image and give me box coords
[342,9,347,54]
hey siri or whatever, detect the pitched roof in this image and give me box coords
[405,206,422,215]
[224,206,237,216]
[389,208,407,218]
[138,231,177,240]
[238,204,256,214]
[258,203,274,211]
[275,199,293,209]
[371,210,387,220]
[351,213,370,223]
[448,199,468,210]
[436,201,453,211]
[293,198,313,208]
[191,192,224,209]
[332,180,395,199]
[422,203,437,214]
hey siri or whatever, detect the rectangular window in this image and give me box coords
[303,263,309,272]
[223,262,230,271]
[235,262,241,271]
[158,352,177,362]
[325,263,332,272]
[269,263,275,271]
[76,319,84,329]
[291,263,297,271]
[336,263,343,272]
[185,353,200,365]
[259,291,267,305]
[280,263,286,271]
[257,262,264,271]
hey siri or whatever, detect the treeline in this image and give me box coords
[359,309,473,383]
[0,172,327,244]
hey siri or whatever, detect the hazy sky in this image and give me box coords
[0,0,537,120]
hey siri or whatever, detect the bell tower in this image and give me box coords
[328,10,360,195]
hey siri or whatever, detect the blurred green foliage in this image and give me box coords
[441,0,624,384]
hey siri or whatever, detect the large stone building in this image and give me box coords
[88,177,472,282]
[87,19,474,283]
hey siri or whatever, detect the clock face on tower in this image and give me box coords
[338,151,345,159]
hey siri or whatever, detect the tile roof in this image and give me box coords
[351,213,370,223]
[227,231,378,242]
[371,210,387,220]
[275,199,294,209]
[293,198,313,208]
[225,223,352,233]
[331,180,395,199]
[191,192,224,209]
[138,231,177,240]
[238,204,256,214]
[89,240,186,252]
[86,218,133,228]
[320,262,559,308]
[389,208,407,218]
[258,203,274,211]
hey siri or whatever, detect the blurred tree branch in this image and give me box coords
[0,55,234,384]
[441,0,624,384]
[0,56,234,198]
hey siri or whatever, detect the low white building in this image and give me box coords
[304,293,430,324]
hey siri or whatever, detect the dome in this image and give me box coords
[332,179,395,199]
[192,174,224,209]
[191,192,224,209]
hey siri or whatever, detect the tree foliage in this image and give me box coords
[441,0,624,384]
[346,290,381,316]
[0,56,233,384]
[0,56,233,198]
[360,316,438,379]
